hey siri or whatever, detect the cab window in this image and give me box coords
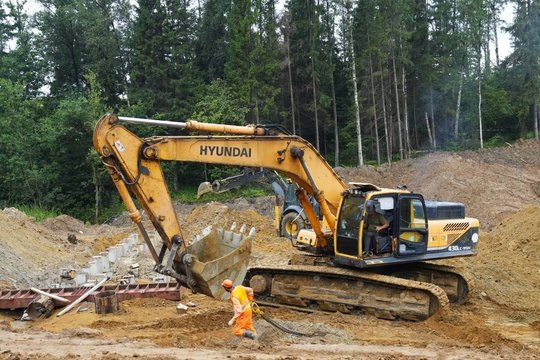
[337,196,364,238]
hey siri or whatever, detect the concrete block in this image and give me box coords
[89,260,99,275]
[99,253,110,272]
[107,247,117,263]
[92,256,104,273]
[74,273,88,286]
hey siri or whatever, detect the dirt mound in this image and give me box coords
[456,205,540,311]
[336,139,540,230]
[0,208,71,289]
[0,209,134,289]
[41,214,88,234]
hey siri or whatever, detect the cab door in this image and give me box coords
[396,195,428,256]
[335,195,364,258]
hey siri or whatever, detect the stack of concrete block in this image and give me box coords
[65,233,146,287]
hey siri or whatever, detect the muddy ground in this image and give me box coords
[0,140,539,359]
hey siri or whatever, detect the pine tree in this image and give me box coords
[250,0,281,123]
[165,0,202,120]
[225,0,254,114]
[507,0,540,140]
[129,0,182,115]
[286,0,320,145]
[195,0,228,82]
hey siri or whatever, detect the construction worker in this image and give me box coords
[222,279,257,340]
[362,200,389,256]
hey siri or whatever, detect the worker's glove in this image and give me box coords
[228,319,234,327]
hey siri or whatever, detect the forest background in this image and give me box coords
[0,0,539,221]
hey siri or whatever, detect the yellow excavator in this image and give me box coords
[93,113,479,321]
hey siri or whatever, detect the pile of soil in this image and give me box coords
[336,139,540,231]
[451,204,540,311]
[0,208,73,289]
[0,209,134,289]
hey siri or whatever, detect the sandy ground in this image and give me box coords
[0,140,539,359]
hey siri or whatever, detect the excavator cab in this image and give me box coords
[333,185,430,265]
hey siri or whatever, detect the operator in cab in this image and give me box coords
[222,279,257,340]
[363,200,389,257]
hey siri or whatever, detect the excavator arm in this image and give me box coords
[196,167,287,199]
[93,113,347,298]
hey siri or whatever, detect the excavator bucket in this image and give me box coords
[197,181,214,198]
[183,225,254,300]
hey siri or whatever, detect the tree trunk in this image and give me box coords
[402,67,411,157]
[311,56,320,150]
[94,290,119,314]
[369,54,380,165]
[492,1,500,67]
[331,69,339,166]
[478,65,484,148]
[287,37,296,134]
[425,112,433,147]
[255,98,260,125]
[295,89,301,135]
[27,295,55,320]
[328,0,339,166]
[534,102,539,140]
[380,59,391,164]
[392,46,403,160]
[430,86,437,150]
[349,9,363,166]
[484,11,492,71]
[455,72,464,139]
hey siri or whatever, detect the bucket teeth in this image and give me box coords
[184,224,255,300]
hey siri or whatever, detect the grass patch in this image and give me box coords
[17,205,61,222]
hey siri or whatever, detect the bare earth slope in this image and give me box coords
[336,139,540,230]
[0,209,134,289]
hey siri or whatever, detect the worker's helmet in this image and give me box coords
[222,279,234,290]
[365,200,376,211]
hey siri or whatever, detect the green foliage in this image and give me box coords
[171,185,270,203]
[483,134,508,148]
[0,79,46,206]
[195,0,228,81]
[38,97,101,220]
[191,79,249,124]
[16,205,61,222]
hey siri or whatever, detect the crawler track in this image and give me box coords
[380,262,473,304]
[244,265,449,321]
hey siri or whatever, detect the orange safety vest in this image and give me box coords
[230,286,256,336]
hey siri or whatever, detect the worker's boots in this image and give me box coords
[243,330,256,340]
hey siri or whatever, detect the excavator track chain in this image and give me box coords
[380,262,473,304]
[244,265,449,321]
